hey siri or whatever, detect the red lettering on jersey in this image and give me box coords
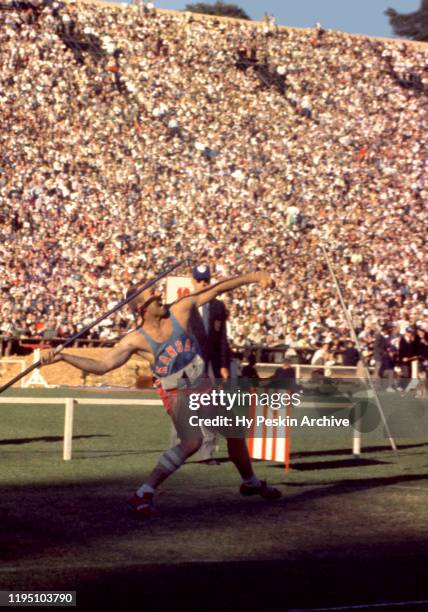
[184,339,191,352]
[159,355,171,365]
[175,340,183,353]
[156,366,168,374]
[166,345,177,357]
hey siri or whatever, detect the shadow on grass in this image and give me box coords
[274,458,390,470]
[1,472,427,564]
[2,553,428,611]
[71,449,167,459]
[291,441,428,458]
[278,473,428,504]
[61,556,428,611]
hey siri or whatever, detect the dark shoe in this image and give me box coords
[127,492,156,517]
[240,480,282,500]
[198,459,221,465]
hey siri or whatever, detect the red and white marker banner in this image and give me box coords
[247,394,291,472]
[166,276,193,303]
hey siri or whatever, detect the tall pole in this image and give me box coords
[319,243,398,455]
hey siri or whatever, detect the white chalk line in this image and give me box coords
[390,485,428,492]
[289,599,428,611]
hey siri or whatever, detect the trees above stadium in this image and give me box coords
[185,1,251,21]
[385,0,428,41]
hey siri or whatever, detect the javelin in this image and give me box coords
[319,242,398,457]
[0,258,188,395]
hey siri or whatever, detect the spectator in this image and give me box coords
[229,351,244,383]
[242,353,259,379]
[379,345,398,392]
[342,341,360,367]
[0,2,425,361]
[373,326,391,377]
[399,328,418,381]
[269,358,298,391]
[311,343,331,366]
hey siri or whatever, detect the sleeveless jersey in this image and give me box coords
[137,312,205,391]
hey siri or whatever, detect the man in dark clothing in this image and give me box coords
[342,341,360,367]
[269,358,297,391]
[241,353,260,380]
[399,328,418,381]
[172,264,231,464]
[189,264,230,381]
[379,346,397,391]
[416,328,428,369]
[373,326,391,377]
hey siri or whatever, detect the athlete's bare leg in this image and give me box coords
[226,438,254,480]
[145,436,203,489]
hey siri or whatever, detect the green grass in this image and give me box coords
[0,389,427,611]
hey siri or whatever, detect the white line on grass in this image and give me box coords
[0,562,174,573]
[289,599,428,611]
[0,558,282,574]
[390,485,428,492]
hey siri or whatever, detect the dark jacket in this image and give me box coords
[379,351,397,377]
[343,347,360,366]
[270,366,297,391]
[398,336,418,364]
[373,333,389,361]
[189,299,230,378]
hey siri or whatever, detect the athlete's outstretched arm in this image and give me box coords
[40,334,145,375]
[172,271,274,326]
[195,271,274,306]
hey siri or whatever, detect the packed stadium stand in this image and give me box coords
[0,0,427,366]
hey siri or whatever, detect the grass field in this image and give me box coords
[0,388,427,611]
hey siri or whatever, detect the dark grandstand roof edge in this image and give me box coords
[66,0,427,49]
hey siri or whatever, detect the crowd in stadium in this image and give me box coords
[0,0,427,370]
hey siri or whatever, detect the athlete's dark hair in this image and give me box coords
[126,282,146,311]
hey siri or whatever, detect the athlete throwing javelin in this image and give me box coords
[42,270,281,516]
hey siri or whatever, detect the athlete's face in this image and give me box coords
[137,288,167,318]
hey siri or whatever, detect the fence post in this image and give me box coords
[63,398,75,461]
[352,361,365,457]
[352,415,362,457]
